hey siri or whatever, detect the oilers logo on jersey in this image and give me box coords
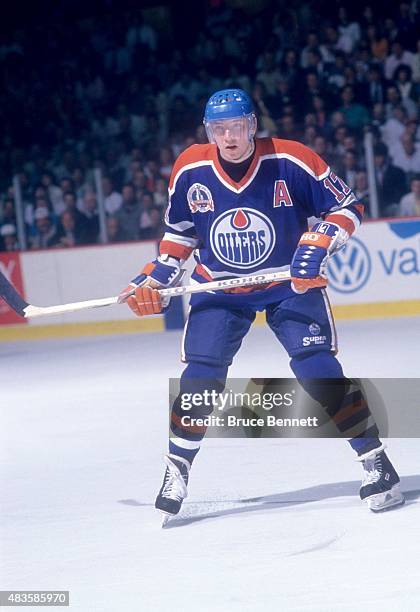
[210,207,276,269]
[187,183,214,213]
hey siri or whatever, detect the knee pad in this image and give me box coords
[290,351,344,380]
[290,351,346,408]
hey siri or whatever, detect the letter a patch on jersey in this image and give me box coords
[273,180,293,207]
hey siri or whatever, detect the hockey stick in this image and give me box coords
[0,268,291,319]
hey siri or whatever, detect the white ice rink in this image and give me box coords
[1,317,420,611]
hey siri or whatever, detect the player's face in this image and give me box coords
[210,118,254,163]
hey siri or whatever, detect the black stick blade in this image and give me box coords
[0,270,29,317]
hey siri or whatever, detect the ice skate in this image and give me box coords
[155,454,190,526]
[358,445,404,512]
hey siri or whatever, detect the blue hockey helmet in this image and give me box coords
[203,89,257,143]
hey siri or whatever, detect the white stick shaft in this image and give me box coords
[159,269,290,297]
[23,269,291,319]
[24,297,119,318]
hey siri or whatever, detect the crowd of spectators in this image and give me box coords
[1,0,419,252]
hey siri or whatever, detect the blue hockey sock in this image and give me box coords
[290,352,381,455]
[169,362,228,464]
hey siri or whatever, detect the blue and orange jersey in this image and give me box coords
[160,137,363,293]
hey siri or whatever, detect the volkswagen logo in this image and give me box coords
[327,237,371,293]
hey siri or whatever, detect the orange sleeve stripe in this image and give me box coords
[159,240,194,260]
[168,144,215,190]
[325,214,356,235]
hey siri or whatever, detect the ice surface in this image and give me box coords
[1,317,420,611]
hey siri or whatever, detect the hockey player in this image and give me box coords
[119,89,404,521]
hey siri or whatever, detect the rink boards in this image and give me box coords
[0,217,419,339]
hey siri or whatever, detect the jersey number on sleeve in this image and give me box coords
[323,172,351,203]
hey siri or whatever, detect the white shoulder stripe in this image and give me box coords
[169,160,213,195]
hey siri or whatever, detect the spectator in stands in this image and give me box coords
[304,49,325,79]
[393,65,419,110]
[313,135,336,169]
[159,147,174,181]
[62,191,86,232]
[391,133,420,174]
[59,178,74,197]
[25,195,53,227]
[1,199,16,226]
[115,184,140,241]
[362,64,387,107]
[380,105,407,150]
[106,216,129,243]
[153,178,168,208]
[277,114,301,141]
[337,6,361,54]
[339,85,370,131]
[30,209,58,249]
[399,174,420,216]
[365,25,389,62]
[354,171,371,215]
[301,31,330,68]
[406,118,420,142]
[373,143,407,216]
[395,2,417,47]
[55,210,85,248]
[280,48,300,89]
[252,82,277,135]
[304,124,318,148]
[138,193,161,240]
[302,72,325,115]
[54,151,77,182]
[385,39,415,81]
[102,176,123,215]
[80,191,99,244]
[132,169,148,193]
[333,124,349,157]
[72,167,92,201]
[325,50,346,96]
[0,224,18,251]
[342,150,358,190]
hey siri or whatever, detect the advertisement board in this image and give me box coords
[327,218,420,305]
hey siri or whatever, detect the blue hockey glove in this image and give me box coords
[290,221,340,294]
[118,255,184,308]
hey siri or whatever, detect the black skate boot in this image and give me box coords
[358,445,404,512]
[155,454,190,526]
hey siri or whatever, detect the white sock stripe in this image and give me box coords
[170,435,202,450]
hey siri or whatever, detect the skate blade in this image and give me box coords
[367,484,405,513]
[160,512,173,528]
